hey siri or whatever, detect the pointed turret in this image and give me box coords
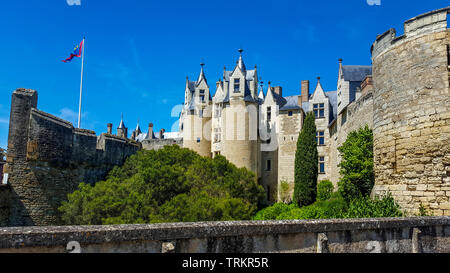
[197,63,208,87]
[135,120,142,135]
[258,81,265,100]
[237,49,246,72]
[118,113,125,129]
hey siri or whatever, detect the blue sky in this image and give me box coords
[0,0,448,149]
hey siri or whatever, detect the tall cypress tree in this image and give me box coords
[293,112,318,207]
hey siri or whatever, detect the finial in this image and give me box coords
[339,58,343,63]
[200,62,205,67]
[317,77,321,82]
[238,48,244,55]
[268,81,271,86]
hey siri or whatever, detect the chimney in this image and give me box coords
[301,80,310,104]
[148,123,154,139]
[107,123,112,134]
[273,86,282,97]
[360,75,373,95]
[124,128,128,139]
[159,129,165,139]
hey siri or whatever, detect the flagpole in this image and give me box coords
[77,37,85,129]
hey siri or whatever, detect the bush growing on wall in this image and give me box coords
[338,125,374,202]
[293,112,318,207]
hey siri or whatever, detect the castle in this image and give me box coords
[1,7,449,227]
[179,50,372,205]
[180,7,450,215]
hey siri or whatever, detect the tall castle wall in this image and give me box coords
[4,89,140,226]
[328,81,374,187]
[371,8,450,216]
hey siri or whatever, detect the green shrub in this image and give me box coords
[60,145,265,225]
[344,194,403,218]
[293,112,318,207]
[253,203,296,220]
[338,125,374,202]
[317,180,334,201]
[279,181,291,204]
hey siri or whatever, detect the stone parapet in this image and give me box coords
[0,217,449,253]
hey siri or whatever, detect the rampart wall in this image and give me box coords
[4,89,140,226]
[371,7,450,216]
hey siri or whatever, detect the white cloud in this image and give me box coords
[58,108,88,126]
[66,0,81,6]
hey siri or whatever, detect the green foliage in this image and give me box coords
[338,125,374,202]
[253,203,296,220]
[344,194,403,218]
[294,112,318,207]
[253,194,402,220]
[317,180,334,201]
[418,204,432,217]
[59,145,265,225]
[279,181,291,204]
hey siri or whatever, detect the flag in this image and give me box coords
[62,40,84,63]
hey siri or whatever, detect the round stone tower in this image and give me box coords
[371,7,450,216]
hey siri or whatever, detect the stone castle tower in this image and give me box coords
[180,50,261,175]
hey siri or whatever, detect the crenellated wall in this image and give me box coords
[4,89,140,227]
[371,8,450,216]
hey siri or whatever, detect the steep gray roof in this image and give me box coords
[302,101,309,112]
[342,66,372,82]
[325,91,338,126]
[280,95,300,111]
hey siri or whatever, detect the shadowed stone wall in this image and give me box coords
[4,89,140,227]
[371,8,450,216]
[0,217,448,253]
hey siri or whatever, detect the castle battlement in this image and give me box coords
[371,7,449,59]
[4,88,140,226]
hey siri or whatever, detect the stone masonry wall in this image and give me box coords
[0,185,9,227]
[4,89,140,227]
[371,8,450,216]
[0,217,449,253]
[141,138,183,151]
[328,87,374,187]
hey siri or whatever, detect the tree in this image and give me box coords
[338,125,374,202]
[59,145,265,225]
[293,112,318,207]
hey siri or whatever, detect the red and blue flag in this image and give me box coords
[62,40,84,63]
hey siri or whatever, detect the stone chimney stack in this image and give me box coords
[159,129,165,139]
[300,80,310,105]
[273,86,283,97]
[147,123,154,140]
[107,123,112,134]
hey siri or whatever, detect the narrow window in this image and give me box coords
[234,78,240,93]
[199,89,205,102]
[267,106,272,122]
[288,111,293,116]
[197,137,201,143]
[316,131,325,146]
[319,156,325,174]
[266,159,271,171]
[267,185,271,202]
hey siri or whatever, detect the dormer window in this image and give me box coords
[314,103,325,118]
[234,79,240,93]
[267,107,272,122]
[199,89,205,102]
